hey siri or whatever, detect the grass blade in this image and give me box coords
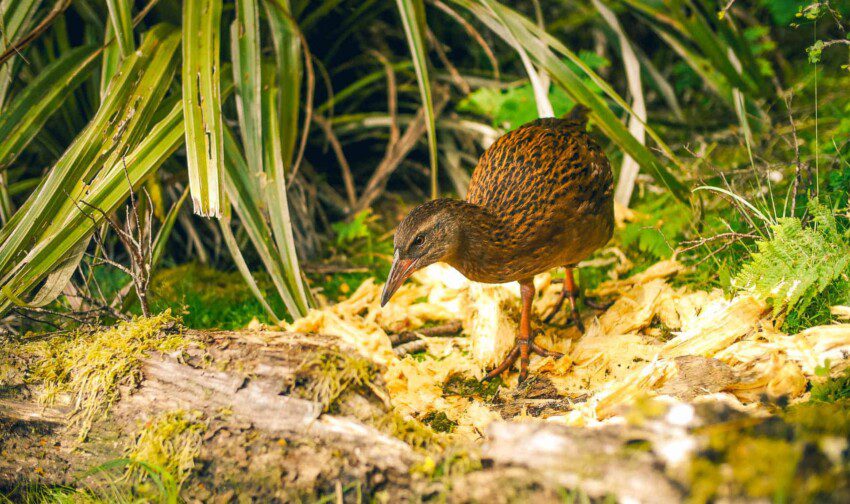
[0,45,99,170]
[220,217,281,324]
[182,0,225,217]
[457,0,689,202]
[395,0,439,198]
[264,0,302,169]
[260,84,310,317]
[0,0,42,110]
[594,0,646,207]
[105,0,134,56]
[231,0,263,177]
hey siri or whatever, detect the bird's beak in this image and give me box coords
[381,250,417,307]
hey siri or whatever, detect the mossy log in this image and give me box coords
[1,330,418,501]
[3,328,849,502]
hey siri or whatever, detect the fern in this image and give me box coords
[734,199,850,327]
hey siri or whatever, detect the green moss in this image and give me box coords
[126,410,206,488]
[375,410,447,452]
[0,484,108,504]
[147,263,287,329]
[22,312,184,441]
[810,368,850,403]
[421,411,457,433]
[689,401,850,503]
[443,373,500,401]
[294,350,383,412]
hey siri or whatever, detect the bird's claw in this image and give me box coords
[482,333,563,383]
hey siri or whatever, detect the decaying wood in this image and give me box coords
[1,330,418,499]
[5,326,846,502]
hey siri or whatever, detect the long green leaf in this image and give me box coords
[100,22,122,98]
[0,45,99,170]
[182,0,225,217]
[231,0,263,179]
[260,84,310,316]
[457,0,689,202]
[395,0,439,199]
[222,127,302,320]
[0,101,185,312]
[0,24,180,283]
[220,217,281,324]
[0,0,43,111]
[105,0,134,57]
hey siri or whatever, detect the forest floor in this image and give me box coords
[3,254,850,502]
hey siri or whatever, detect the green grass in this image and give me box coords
[146,263,287,329]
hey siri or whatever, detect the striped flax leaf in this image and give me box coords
[0,25,180,283]
[395,0,439,199]
[259,85,310,317]
[100,23,122,98]
[0,102,185,312]
[223,127,303,320]
[0,0,43,110]
[220,216,281,323]
[0,45,99,170]
[231,0,263,179]
[457,0,689,203]
[182,0,226,217]
[105,0,134,57]
[263,0,301,168]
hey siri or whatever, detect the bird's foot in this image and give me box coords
[543,291,585,332]
[482,332,563,383]
[584,297,613,311]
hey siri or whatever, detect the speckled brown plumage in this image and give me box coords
[459,115,614,283]
[381,107,614,381]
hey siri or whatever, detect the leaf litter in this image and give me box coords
[286,255,850,439]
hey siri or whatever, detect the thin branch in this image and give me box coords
[313,115,357,208]
[0,0,72,66]
[430,0,500,80]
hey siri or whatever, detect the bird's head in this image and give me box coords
[380,199,465,306]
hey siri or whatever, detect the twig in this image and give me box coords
[718,0,737,19]
[389,320,463,346]
[370,50,400,146]
[394,340,428,357]
[301,263,369,274]
[784,94,804,215]
[0,0,72,66]
[427,29,471,95]
[679,232,758,253]
[430,0,500,80]
[352,90,449,214]
[314,115,357,208]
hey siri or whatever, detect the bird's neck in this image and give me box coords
[443,201,507,281]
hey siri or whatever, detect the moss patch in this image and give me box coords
[21,312,184,441]
[442,373,501,401]
[147,263,287,329]
[293,350,385,412]
[689,400,850,503]
[810,368,850,403]
[126,410,206,488]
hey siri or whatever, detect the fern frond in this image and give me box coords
[734,199,850,322]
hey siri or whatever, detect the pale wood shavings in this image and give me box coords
[286,257,850,431]
[590,259,683,297]
[661,294,767,358]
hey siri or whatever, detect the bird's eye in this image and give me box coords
[413,234,425,246]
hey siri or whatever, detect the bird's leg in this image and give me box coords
[543,267,585,332]
[484,280,536,383]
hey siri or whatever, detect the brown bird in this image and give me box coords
[380,106,614,381]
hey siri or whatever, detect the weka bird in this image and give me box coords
[381,106,614,381]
